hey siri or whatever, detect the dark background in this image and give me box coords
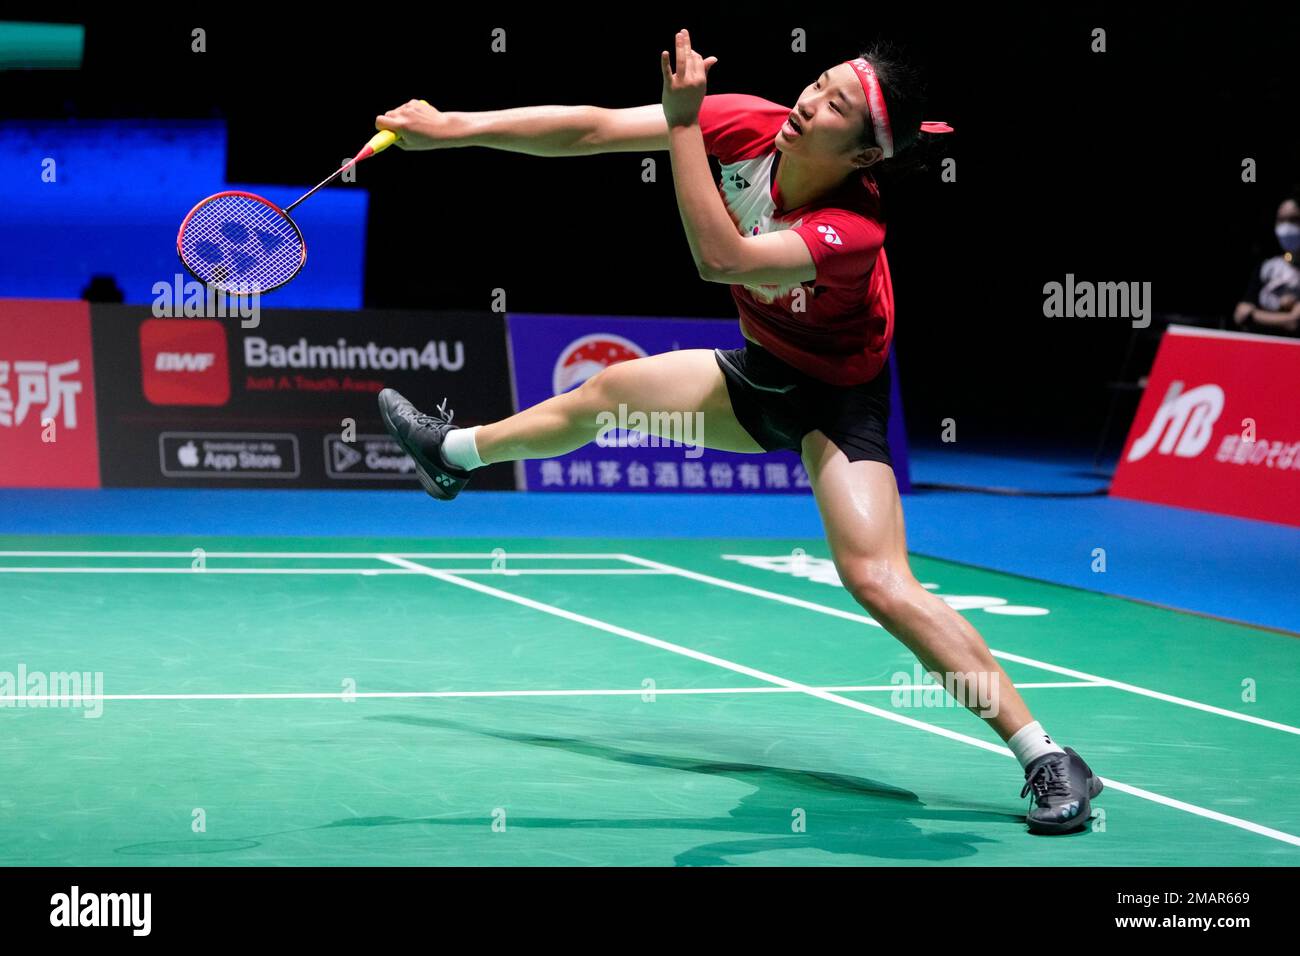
[5,6,1297,453]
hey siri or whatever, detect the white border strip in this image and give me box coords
[0,551,630,559]
[0,567,669,576]
[1167,323,1300,346]
[5,681,1104,703]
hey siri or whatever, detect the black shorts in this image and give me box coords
[713,340,893,466]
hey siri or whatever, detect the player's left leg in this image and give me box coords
[800,430,1103,834]
[378,348,761,500]
[474,348,763,462]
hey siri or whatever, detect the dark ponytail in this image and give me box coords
[855,39,945,180]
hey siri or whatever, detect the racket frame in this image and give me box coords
[176,189,307,296]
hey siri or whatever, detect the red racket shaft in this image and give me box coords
[285,104,424,213]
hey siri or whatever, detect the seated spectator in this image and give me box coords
[1234,197,1300,336]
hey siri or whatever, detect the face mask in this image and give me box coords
[1276,222,1300,257]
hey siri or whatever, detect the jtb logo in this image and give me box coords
[1127,380,1223,462]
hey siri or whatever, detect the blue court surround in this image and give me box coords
[2,447,1297,634]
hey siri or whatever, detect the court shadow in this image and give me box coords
[362,713,1024,864]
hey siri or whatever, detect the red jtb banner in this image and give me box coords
[0,299,101,488]
[1111,325,1300,527]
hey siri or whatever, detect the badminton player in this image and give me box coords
[375,30,1103,835]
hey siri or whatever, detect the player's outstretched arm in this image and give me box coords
[375,100,668,157]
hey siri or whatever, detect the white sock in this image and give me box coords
[440,425,484,471]
[1007,720,1066,770]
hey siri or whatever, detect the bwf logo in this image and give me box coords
[155,352,216,372]
[139,319,230,407]
[49,886,151,936]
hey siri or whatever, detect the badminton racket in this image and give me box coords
[177,104,425,294]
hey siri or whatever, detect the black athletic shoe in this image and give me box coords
[377,388,473,501]
[1021,746,1104,835]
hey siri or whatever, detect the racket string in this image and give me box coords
[179,194,304,293]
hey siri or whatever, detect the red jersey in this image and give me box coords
[698,93,893,386]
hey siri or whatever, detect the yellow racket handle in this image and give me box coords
[364,129,399,154]
[365,99,432,155]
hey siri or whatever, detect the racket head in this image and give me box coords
[176,190,306,295]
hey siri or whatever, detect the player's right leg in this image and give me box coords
[379,348,763,499]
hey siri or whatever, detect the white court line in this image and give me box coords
[0,567,415,575]
[376,553,1014,754]
[615,553,1300,738]
[379,554,1300,850]
[0,567,669,576]
[12,548,1290,734]
[0,551,627,559]
[2,681,1105,703]
[983,649,1300,737]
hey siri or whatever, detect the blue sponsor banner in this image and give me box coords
[506,313,910,494]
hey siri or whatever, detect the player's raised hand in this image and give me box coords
[375,99,457,150]
[660,29,717,128]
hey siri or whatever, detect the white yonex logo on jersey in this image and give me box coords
[817,225,842,246]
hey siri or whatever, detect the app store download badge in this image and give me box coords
[158,432,299,479]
